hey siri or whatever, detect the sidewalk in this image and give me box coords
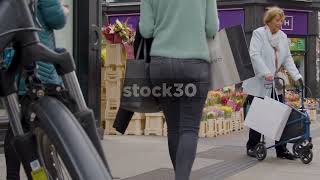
[102,124,320,180]
[0,123,319,180]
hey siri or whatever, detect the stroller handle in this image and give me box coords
[275,77,306,109]
[274,77,286,97]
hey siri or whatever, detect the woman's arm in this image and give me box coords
[249,30,271,78]
[139,0,154,38]
[206,0,219,38]
[38,0,67,30]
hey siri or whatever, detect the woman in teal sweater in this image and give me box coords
[4,0,67,179]
[139,0,219,179]
[17,0,68,94]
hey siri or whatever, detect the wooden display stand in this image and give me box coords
[103,43,127,67]
[144,113,164,136]
[105,118,119,135]
[216,117,224,135]
[163,121,167,137]
[223,117,232,135]
[307,109,317,121]
[125,113,146,135]
[240,108,245,130]
[199,121,207,138]
[233,111,242,131]
[206,118,217,137]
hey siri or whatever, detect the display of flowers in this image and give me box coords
[226,99,241,112]
[102,18,135,44]
[203,89,246,122]
[285,90,300,102]
[305,98,318,109]
[235,92,246,106]
[218,106,233,118]
[286,101,300,109]
[208,91,223,98]
[220,95,229,106]
[206,89,245,114]
[207,91,223,106]
[206,106,224,119]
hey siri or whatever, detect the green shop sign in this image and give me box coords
[289,38,305,51]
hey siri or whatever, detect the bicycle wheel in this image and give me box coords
[31,96,112,180]
[35,128,72,180]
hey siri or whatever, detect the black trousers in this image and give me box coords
[244,94,287,154]
[4,127,21,180]
[4,96,31,180]
[150,57,210,180]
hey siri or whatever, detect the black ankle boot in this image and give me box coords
[247,148,256,158]
[277,150,296,160]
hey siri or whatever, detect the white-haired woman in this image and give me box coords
[243,7,304,160]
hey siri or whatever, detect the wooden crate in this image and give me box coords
[132,112,146,120]
[101,100,106,120]
[101,80,106,101]
[144,113,164,136]
[102,80,123,100]
[100,100,107,128]
[163,121,167,137]
[233,111,242,131]
[105,110,117,122]
[216,117,224,135]
[104,118,118,135]
[101,66,125,100]
[223,117,232,135]
[104,99,119,120]
[104,43,127,67]
[101,67,107,82]
[307,109,317,121]
[125,113,146,135]
[101,65,124,81]
[206,118,217,137]
[240,108,245,130]
[198,121,207,138]
[231,112,237,131]
[106,98,120,112]
[103,65,125,82]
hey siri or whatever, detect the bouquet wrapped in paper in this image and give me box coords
[102,19,135,44]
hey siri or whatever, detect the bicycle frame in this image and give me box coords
[0,0,86,136]
[0,0,111,177]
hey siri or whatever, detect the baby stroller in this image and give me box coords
[254,77,313,164]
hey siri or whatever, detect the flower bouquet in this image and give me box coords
[102,19,135,44]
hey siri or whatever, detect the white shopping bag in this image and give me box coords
[207,25,254,90]
[244,96,292,141]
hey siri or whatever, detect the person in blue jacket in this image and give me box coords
[4,0,68,179]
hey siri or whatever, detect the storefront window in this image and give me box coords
[288,38,306,86]
[292,53,305,81]
[55,0,73,54]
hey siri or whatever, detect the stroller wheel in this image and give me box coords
[309,143,313,150]
[293,141,303,157]
[255,143,267,161]
[300,149,313,164]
